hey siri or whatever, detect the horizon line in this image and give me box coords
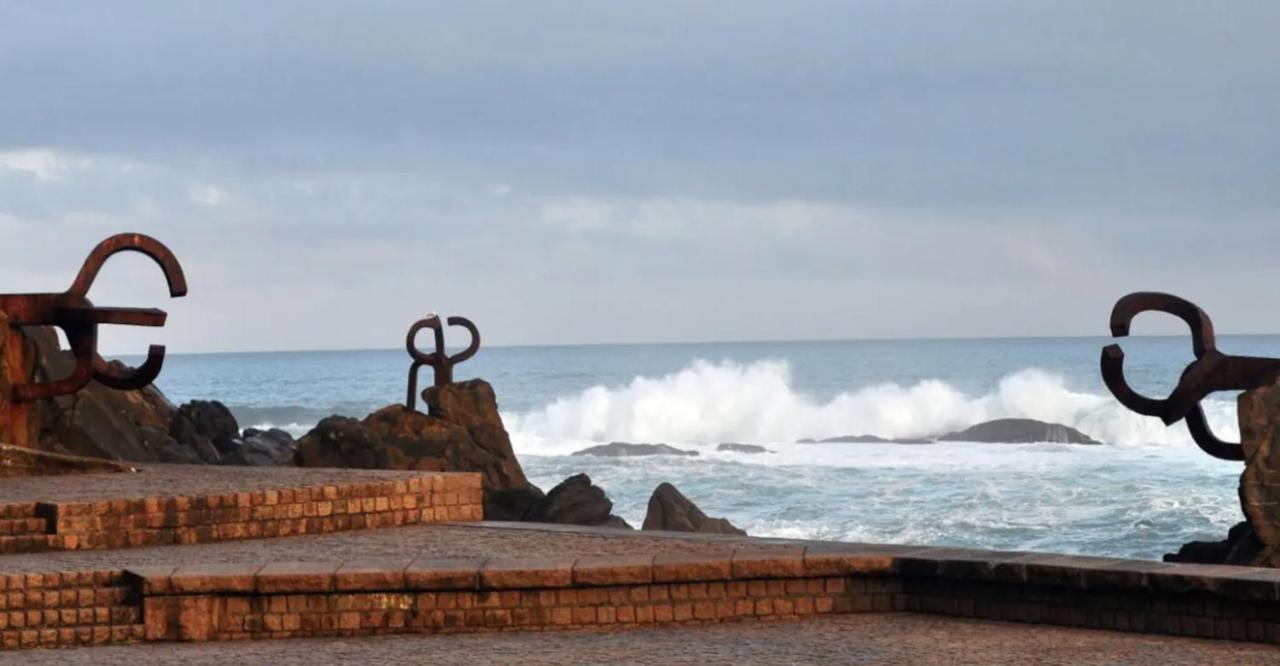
[98,331,1280,358]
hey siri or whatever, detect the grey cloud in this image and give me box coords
[0,2,1278,352]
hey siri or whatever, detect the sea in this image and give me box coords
[147,335,1280,561]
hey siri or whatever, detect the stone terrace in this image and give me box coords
[2,467,1280,654]
[0,465,483,554]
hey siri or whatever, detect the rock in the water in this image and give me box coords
[572,442,699,457]
[296,379,544,521]
[522,474,631,529]
[716,443,774,454]
[938,419,1100,445]
[797,435,934,445]
[642,482,746,536]
[172,400,242,456]
[222,428,297,466]
[1165,521,1264,565]
[12,324,218,464]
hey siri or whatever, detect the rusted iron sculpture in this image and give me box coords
[405,314,480,411]
[1101,291,1280,461]
[0,233,187,447]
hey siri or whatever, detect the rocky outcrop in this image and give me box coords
[17,325,218,464]
[1164,379,1280,566]
[716,443,774,454]
[797,435,934,445]
[522,474,631,529]
[171,400,241,456]
[572,442,699,457]
[296,379,544,521]
[642,482,746,536]
[222,428,297,466]
[1165,521,1264,565]
[938,419,1100,445]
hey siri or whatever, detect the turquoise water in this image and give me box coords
[146,335,1280,559]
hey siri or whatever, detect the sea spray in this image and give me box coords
[504,360,1239,455]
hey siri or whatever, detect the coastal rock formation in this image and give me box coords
[296,379,544,520]
[1165,521,1263,565]
[17,325,218,464]
[716,443,774,454]
[222,428,297,466]
[1164,379,1280,566]
[938,419,1100,445]
[572,442,699,457]
[797,435,934,445]
[642,482,746,536]
[171,400,241,456]
[522,474,631,529]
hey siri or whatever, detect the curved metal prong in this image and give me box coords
[445,316,481,365]
[1100,344,1175,421]
[69,233,188,298]
[92,345,166,391]
[12,327,98,402]
[1184,404,1245,461]
[405,316,445,364]
[1109,291,1216,357]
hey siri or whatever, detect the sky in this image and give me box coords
[1,1,1278,354]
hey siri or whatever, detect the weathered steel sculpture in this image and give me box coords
[405,314,480,412]
[1101,291,1280,461]
[0,233,187,447]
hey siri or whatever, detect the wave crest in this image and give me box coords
[505,359,1238,452]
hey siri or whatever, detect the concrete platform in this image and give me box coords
[2,521,1280,650]
[22,614,1280,665]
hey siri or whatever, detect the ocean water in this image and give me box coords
[147,335,1280,560]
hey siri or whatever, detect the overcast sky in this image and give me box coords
[1,2,1278,354]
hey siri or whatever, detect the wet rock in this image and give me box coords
[1164,521,1264,565]
[572,442,699,457]
[642,482,746,536]
[716,443,774,454]
[172,400,242,456]
[9,324,219,464]
[222,428,297,466]
[296,379,544,521]
[522,474,632,529]
[938,419,1100,445]
[797,435,934,445]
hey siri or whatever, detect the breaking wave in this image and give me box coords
[505,359,1238,454]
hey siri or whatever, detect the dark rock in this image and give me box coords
[172,400,241,456]
[798,435,934,445]
[222,428,297,466]
[522,474,631,529]
[12,324,219,464]
[642,482,746,536]
[296,379,544,521]
[1164,521,1264,565]
[716,443,774,454]
[938,419,1100,445]
[572,442,699,457]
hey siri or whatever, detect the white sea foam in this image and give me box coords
[504,359,1239,456]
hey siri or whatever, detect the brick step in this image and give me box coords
[0,535,74,554]
[2,604,141,630]
[0,504,38,521]
[0,624,144,649]
[0,517,48,536]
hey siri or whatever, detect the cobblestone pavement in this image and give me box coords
[0,524,785,573]
[20,614,1280,665]
[0,464,432,503]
